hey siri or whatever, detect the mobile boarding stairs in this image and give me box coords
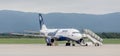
[81,29,103,46]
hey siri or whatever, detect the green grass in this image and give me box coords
[0,38,119,44]
[103,39,120,44]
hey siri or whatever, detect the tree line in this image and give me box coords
[97,32,120,39]
[0,33,120,39]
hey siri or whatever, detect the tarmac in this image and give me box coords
[0,44,120,56]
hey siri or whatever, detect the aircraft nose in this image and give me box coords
[72,34,82,38]
[71,34,82,40]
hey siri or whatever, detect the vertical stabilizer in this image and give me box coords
[38,13,47,30]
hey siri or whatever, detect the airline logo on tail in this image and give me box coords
[38,13,47,31]
[38,13,44,30]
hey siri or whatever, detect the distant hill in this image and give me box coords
[0,10,120,32]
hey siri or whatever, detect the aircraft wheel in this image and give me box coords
[72,44,75,46]
[85,44,88,46]
[47,43,52,46]
[95,43,99,46]
[66,43,71,46]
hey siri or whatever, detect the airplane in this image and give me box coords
[38,13,103,46]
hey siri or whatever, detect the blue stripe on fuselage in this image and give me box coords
[58,36,68,41]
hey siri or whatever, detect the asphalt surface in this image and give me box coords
[0,44,120,56]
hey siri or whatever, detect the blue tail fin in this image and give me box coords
[38,13,47,30]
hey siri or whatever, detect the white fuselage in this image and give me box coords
[40,28,82,41]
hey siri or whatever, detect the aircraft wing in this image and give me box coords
[10,32,45,37]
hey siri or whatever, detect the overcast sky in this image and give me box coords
[0,0,120,14]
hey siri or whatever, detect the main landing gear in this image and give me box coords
[65,41,75,46]
[46,38,58,46]
[47,43,52,46]
[66,42,71,46]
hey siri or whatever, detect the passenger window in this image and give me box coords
[62,30,68,32]
[72,32,79,34]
